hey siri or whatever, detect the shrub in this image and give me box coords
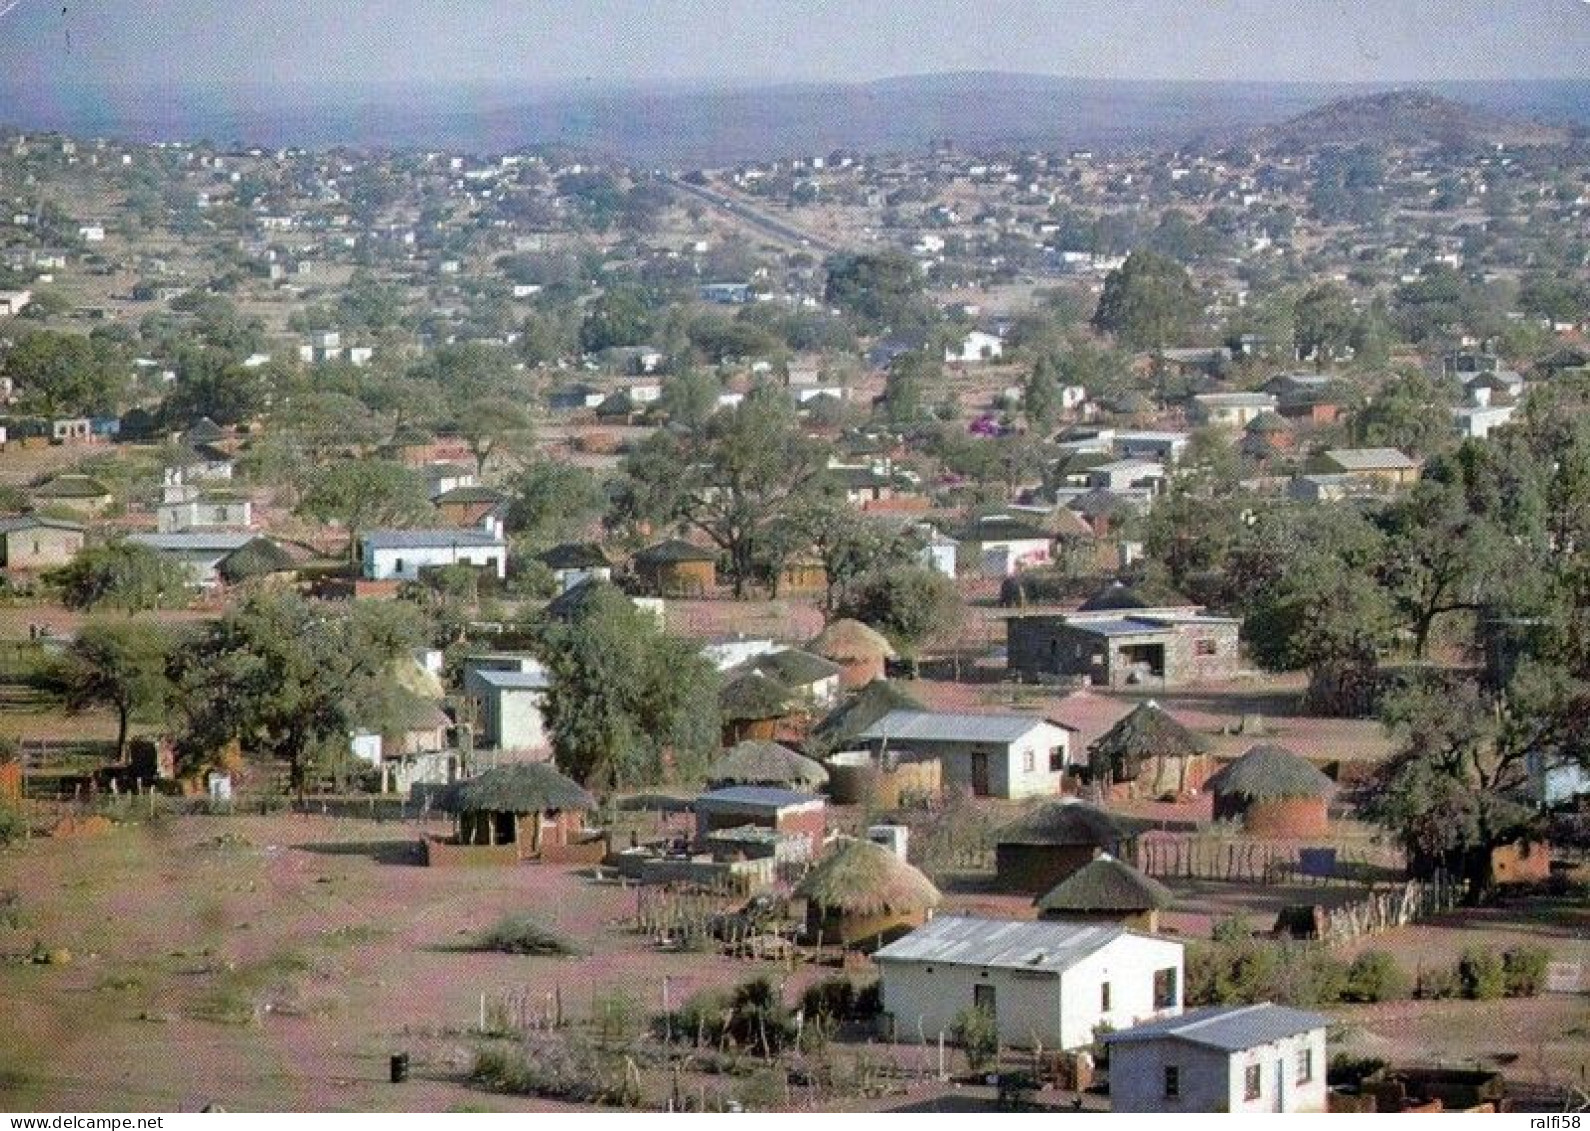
[1458,947,1505,1001]
[950,1006,999,1073]
[0,805,27,847]
[1502,946,1550,998]
[800,977,856,1023]
[1415,963,1460,1001]
[1341,951,1411,1003]
[470,915,584,956]
[853,979,882,1018]
[591,986,643,1050]
[1328,1053,1386,1087]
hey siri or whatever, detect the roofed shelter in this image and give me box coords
[709,740,829,791]
[1206,745,1336,837]
[795,837,941,950]
[634,539,717,596]
[808,618,898,690]
[1035,854,1174,932]
[995,799,1149,893]
[1088,701,1212,799]
[426,763,601,865]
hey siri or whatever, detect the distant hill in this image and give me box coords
[1249,89,1570,150]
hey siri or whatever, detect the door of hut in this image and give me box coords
[971,753,990,796]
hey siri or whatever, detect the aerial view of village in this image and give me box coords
[0,0,1588,1118]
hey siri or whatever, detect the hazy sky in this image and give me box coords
[2,0,1589,89]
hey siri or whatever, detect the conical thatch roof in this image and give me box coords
[807,618,898,663]
[439,763,596,814]
[1206,744,1336,801]
[719,670,797,721]
[709,740,830,789]
[1089,701,1208,784]
[996,800,1149,848]
[810,679,925,750]
[216,537,295,583]
[794,837,941,916]
[1035,855,1174,914]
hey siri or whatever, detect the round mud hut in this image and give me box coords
[1034,854,1174,932]
[794,837,941,950]
[431,762,599,864]
[633,539,717,596]
[1088,700,1211,800]
[1205,744,1336,837]
[994,799,1149,894]
[708,740,830,791]
[719,670,799,745]
[807,618,898,690]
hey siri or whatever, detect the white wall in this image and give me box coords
[880,933,1182,1051]
[366,543,506,581]
[1110,1028,1327,1113]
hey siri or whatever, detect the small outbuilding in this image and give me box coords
[708,740,830,791]
[427,763,600,866]
[995,800,1149,894]
[808,678,924,755]
[693,785,826,856]
[1035,854,1174,932]
[807,618,898,690]
[719,669,800,744]
[633,538,717,596]
[1088,701,1211,800]
[795,836,941,950]
[1205,745,1336,837]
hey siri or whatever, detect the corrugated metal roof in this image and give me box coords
[694,785,823,810]
[872,915,1131,973]
[128,532,255,552]
[1104,1003,1326,1051]
[1064,617,1173,638]
[468,669,549,691]
[1324,448,1419,470]
[858,709,1073,745]
[364,528,504,550]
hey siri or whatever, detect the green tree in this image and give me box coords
[58,619,173,763]
[452,395,535,475]
[298,459,432,560]
[1353,370,1456,458]
[1292,283,1356,369]
[579,287,654,354]
[4,330,125,417]
[170,594,425,792]
[1091,250,1201,350]
[49,541,190,616]
[822,250,928,330]
[530,585,719,789]
[838,565,963,677]
[613,388,830,597]
[504,460,608,546]
[882,351,936,426]
[1022,354,1064,431]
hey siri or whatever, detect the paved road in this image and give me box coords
[663,176,843,255]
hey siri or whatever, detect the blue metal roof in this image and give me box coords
[694,785,822,809]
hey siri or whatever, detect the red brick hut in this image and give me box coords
[633,538,717,596]
[708,740,830,792]
[994,800,1149,895]
[795,836,941,950]
[428,763,600,865]
[1034,853,1174,932]
[1206,744,1336,837]
[1088,700,1212,800]
[807,618,898,691]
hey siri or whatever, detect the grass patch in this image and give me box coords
[315,923,393,949]
[188,949,315,1026]
[467,915,585,956]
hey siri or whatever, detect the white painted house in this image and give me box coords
[875,916,1184,1050]
[945,330,1004,364]
[462,662,550,756]
[1104,1003,1328,1113]
[361,517,507,582]
[855,710,1077,799]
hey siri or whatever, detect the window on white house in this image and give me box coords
[1296,1047,1313,1084]
[395,557,404,574]
[1195,638,1218,656]
[1049,747,1067,772]
[1153,967,1179,1009]
[1244,1064,1262,1101]
[1164,1066,1180,1098]
[973,983,996,1016]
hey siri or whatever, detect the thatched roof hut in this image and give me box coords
[808,618,898,690]
[1206,744,1336,836]
[994,800,1148,894]
[439,763,596,815]
[216,537,296,585]
[719,670,798,743]
[1035,854,1174,930]
[809,679,924,753]
[1088,700,1209,791]
[708,740,830,790]
[795,837,941,949]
